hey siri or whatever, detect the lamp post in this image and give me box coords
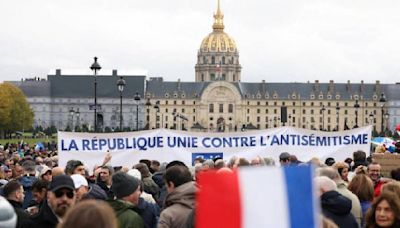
[90,57,101,132]
[69,108,75,132]
[379,92,386,134]
[384,112,390,133]
[336,103,340,131]
[354,98,360,128]
[145,98,152,129]
[134,92,141,131]
[154,101,160,129]
[321,105,326,131]
[116,76,126,132]
[76,108,80,131]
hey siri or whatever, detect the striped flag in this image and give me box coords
[196,166,318,228]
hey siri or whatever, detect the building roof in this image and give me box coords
[146,79,390,101]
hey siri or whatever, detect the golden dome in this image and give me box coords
[200,0,237,53]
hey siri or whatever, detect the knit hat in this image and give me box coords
[0,196,17,228]
[111,172,140,199]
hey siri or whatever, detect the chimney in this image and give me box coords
[55,69,61,76]
[314,80,320,91]
[177,78,181,90]
[375,80,381,93]
[329,80,334,93]
[346,80,351,92]
[112,69,118,76]
[360,80,365,93]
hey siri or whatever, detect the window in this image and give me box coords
[292,109,295,114]
[303,109,306,114]
[182,109,185,113]
[257,116,260,122]
[219,104,223,113]
[266,109,269,114]
[193,108,196,113]
[257,109,260,114]
[209,104,214,113]
[222,56,225,64]
[228,104,233,113]
[182,101,185,105]
[174,101,177,105]
[247,109,250,114]
[201,74,204,81]
[274,109,277,114]
[311,110,314,114]
[345,110,348,115]
[328,110,331,115]
[211,56,215,64]
[210,74,215,81]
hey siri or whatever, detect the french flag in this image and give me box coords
[196,166,318,228]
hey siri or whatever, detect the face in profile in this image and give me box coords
[375,199,395,227]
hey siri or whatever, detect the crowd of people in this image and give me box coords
[1,141,400,228]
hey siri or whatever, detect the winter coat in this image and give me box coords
[158,181,196,228]
[142,176,160,201]
[108,199,144,228]
[136,197,160,228]
[21,200,58,228]
[8,200,30,228]
[321,191,359,228]
[19,175,38,209]
[337,181,362,226]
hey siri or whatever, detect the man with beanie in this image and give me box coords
[108,172,144,228]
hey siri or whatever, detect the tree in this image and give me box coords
[0,83,34,138]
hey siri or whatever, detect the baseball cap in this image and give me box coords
[279,152,291,160]
[70,174,88,189]
[49,175,75,192]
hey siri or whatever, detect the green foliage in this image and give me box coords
[0,83,34,138]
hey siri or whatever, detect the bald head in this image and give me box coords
[314,176,337,197]
[52,167,65,177]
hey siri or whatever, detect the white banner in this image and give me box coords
[58,126,372,170]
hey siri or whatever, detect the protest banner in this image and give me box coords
[58,126,372,170]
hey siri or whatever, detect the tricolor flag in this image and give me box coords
[196,166,318,228]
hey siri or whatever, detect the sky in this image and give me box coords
[1,0,400,84]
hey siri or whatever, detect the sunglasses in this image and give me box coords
[54,189,74,199]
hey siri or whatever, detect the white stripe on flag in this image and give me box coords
[238,167,290,228]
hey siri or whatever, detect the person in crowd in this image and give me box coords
[0,195,17,228]
[3,180,29,227]
[23,175,76,228]
[134,163,160,201]
[317,167,362,226]
[289,155,301,165]
[348,174,375,227]
[150,160,160,174]
[57,200,118,228]
[64,160,85,176]
[38,166,52,182]
[28,179,49,215]
[314,176,358,228]
[368,162,385,197]
[96,165,114,199]
[201,159,215,171]
[325,157,336,166]
[127,169,156,204]
[352,150,368,171]
[365,192,400,228]
[51,167,64,177]
[332,161,350,183]
[214,158,226,169]
[108,172,144,228]
[250,156,265,166]
[381,181,400,197]
[19,160,38,209]
[390,168,400,181]
[263,157,276,166]
[193,157,204,166]
[158,165,196,228]
[279,152,291,166]
[235,157,250,168]
[135,178,160,228]
[71,174,89,202]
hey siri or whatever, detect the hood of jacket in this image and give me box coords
[19,176,37,188]
[108,199,137,217]
[321,190,352,215]
[164,181,196,210]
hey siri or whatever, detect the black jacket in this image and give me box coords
[136,197,160,228]
[21,200,58,228]
[321,191,359,228]
[8,200,30,228]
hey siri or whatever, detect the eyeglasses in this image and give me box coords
[54,190,74,199]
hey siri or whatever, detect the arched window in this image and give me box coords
[211,56,215,64]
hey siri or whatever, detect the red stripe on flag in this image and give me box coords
[196,170,242,228]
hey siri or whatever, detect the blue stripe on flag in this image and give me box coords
[284,165,317,228]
